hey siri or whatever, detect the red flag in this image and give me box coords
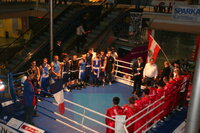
[147,35,161,62]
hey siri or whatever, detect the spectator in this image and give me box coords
[135,0,140,9]
[158,2,166,12]
[167,2,172,13]
[143,58,158,87]
[105,97,123,133]
[76,23,86,53]
[105,0,114,8]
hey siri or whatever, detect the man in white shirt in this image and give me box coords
[143,58,158,86]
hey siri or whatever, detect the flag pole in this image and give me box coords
[159,45,171,64]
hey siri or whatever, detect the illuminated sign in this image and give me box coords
[172,5,200,22]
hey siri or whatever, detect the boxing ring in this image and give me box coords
[0,58,190,133]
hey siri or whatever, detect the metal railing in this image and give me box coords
[38,98,116,132]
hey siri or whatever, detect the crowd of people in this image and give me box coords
[22,47,119,125]
[21,43,191,130]
[105,57,191,133]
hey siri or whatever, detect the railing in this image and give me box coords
[37,97,116,133]
[114,59,134,86]
[124,96,165,133]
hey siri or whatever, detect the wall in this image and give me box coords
[0,18,22,38]
[154,30,197,68]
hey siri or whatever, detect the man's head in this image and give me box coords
[112,97,120,105]
[82,54,86,60]
[88,48,93,54]
[137,57,143,63]
[43,58,48,64]
[164,61,169,67]
[163,77,169,84]
[25,70,34,80]
[54,55,59,62]
[72,55,77,61]
[111,47,115,52]
[156,81,164,88]
[63,55,69,62]
[31,61,36,66]
[149,58,154,65]
[128,96,135,104]
[96,52,100,58]
[107,51,111,57]
[100,50,105,56]
[143,88,150,96]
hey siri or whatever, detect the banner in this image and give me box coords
[6,118,45,133]
[172,5,200,22]
[0,123,19,133]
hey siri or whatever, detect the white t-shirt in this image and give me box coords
[143,63,158,79]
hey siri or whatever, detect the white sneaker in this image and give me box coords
[64,87,70,92]
[109,82,112,86]
[152,125,157,128]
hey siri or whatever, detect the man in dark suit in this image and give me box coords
[132,57,145,93]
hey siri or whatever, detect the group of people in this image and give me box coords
[105,57,191,133]
[22,47,119,125]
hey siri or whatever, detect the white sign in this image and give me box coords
[1,101,13,107]
[173,121,186,133]
[0,123,19,133]
[172,5,200,22]
[19,123,45,133]
[7,118,23,130]
[115,115,126,133]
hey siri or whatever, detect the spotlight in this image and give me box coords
[0,80,5,92]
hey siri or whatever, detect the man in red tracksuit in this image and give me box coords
[155,82,165,120]
[133,90,143,133]
[140,89,152,132]
[105,97,124,133]
[163,77,172,116]
[123,96,136,133]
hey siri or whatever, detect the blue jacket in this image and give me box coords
[23,80,35,106]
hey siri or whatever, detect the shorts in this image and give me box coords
[70,71,79,80]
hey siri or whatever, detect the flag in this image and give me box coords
[147,35,161,62]
[50,79,65,115]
